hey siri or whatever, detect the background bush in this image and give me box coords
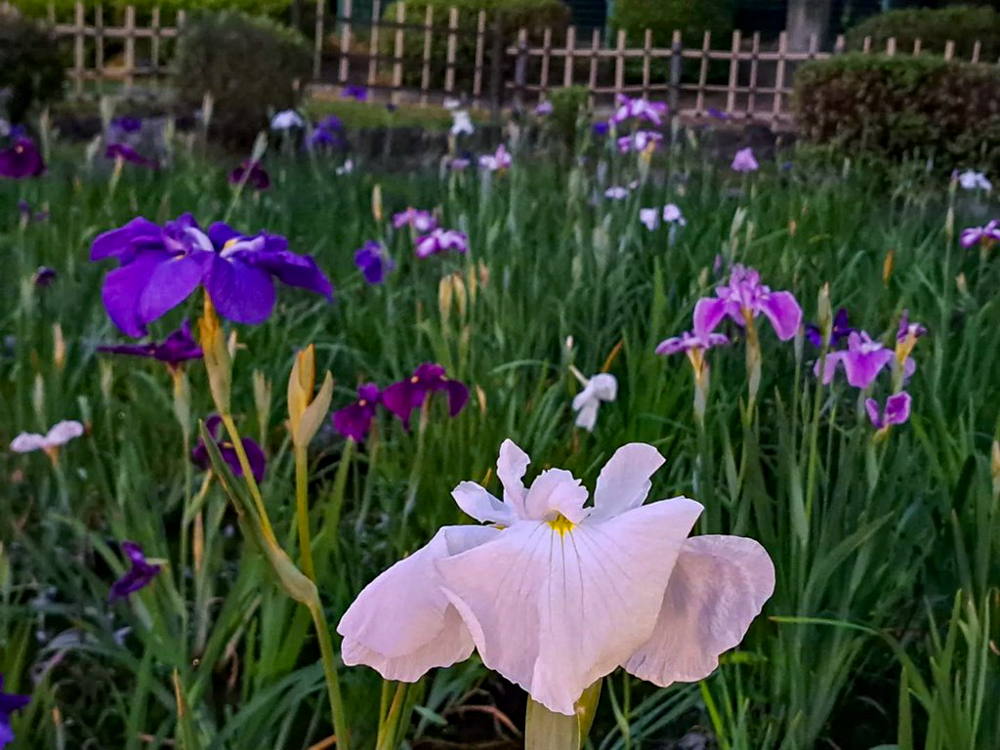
[795,53,1000,173]
[0,9,66,123]
[844,5,1000,60]
[174,10,310,145]
[12,0,290,17]
[610,0,733,47]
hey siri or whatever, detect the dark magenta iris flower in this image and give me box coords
[0,675,30,749]
[106,142,158,169]
[332,383,382,441]
[90,214,333,337]
[98,319,203,368]
[354,241,394,285]
[382,363,469,430]
[191,414,266,483]
[0,137,45,179]
[109,541,162,601]
[805,308,855,349]
[32,266,57,288]
[343,84,369,102]
[865,391,912,429]
[229,160,271,190]
[694,264,801,342]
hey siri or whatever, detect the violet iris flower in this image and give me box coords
[693,264,802,341]
[706,107,729,121]
[865,391,912,429]
[731,147,759,172]
[805,307,854,349]
[479,144,512,172]
[415,228,469,258]
[612,95,668,127]
[191,414,266,483]
[592,121,610,137]
[106,142,158,169]
[0,675,30,749]
[815,331,894,389]
[960,221,1000,248]
[393,208,437,233]
[111,115,142,134]
[109,541,162,601]
[382,363,469,430]
[355,241,394,285]
[98,319,203,369]
[333,383,382,441]
[0,137,45,179]
[229,161,271,190]
[656,331,730,356]
[309,116,347,150]
[534,100,554,116]
[343,84,369,102]
[90,214,332,337]
[617,130,663,154]
[32,266,57,288]
[897,311,928,343]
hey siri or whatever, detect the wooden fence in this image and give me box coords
[34,1,1000,125]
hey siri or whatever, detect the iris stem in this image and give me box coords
[219,413,278,547]
[294,445,316,581]
[307,598,350,750]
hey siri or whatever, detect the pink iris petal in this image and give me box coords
[693,297,729,339]
[758,291,802,341]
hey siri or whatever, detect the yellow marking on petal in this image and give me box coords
[223,238,239,251]
[547,514,575,536]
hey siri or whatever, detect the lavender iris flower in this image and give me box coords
[731,147,759,172]
[32,266,57,288]
[957,169,992,191]
[382,363,469,430]
[98,319,203,368]
[694,264,802,341]
[960,221,1000,248]
[191,414,266,483]
[106,142,158,169]
[612,95,668,127]
[309,116,347,150]
[229,161,271,190]
[865,392,912,429]
[805,307,854,349]
[109,541,162,601]
[415,228,469,258]
[815,331,894,388]
[0,675,31,749]
[479,144,512,172]
[617,130,663,154]
[534,100,554,116]
[0,137,45,179]
[605,186,631,200]
[897,311,928,343]
[333,383,382,441]
[656,331,730,356]
[90,214,333,337]
[355,241,394,285]
[343,84,369,102]
[393,208,437,233]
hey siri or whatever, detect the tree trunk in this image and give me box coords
[786,0,832,52]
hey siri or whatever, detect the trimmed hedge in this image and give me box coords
[13,0,289,17]
[174,11,310,144]
[610,0,733,47]
[795,53,1000,173]
[0,10,66,123]
[845,5,1000,60]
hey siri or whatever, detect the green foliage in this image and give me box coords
[173,10,310,144]
[12,0,290,17]
[0,10,66,123]
[544,85,589,153]
[845,5,1000,60]
[795,53,1000,173]
[609,0,733,46]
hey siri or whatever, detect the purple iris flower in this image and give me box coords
[534,100,554,116]
[960,220,1000,248]
[229,160,271,190]
[382,363,469,430]
[111,115,142,134]
[731,147,759,172]
[333,383,382,441]
[106,143,158,169]
[897,311,928,342]
[816,331,894,389]
[17,199,47,224]
[355,241,394,285]
[655,330,730,356]
[318,115,344,132]
[592,121,610,137]
[90,214,333,337]
[415,228,469,258]
[191,414,266,483]
[98,319,203,369]
[706,107,729,121]
[393,207,437,233]
[343,84,369,102]
[805,308,855,349]
[617,130,663,154]
[32,266,57,288]
[109,541,162,601]
[612,95,668,127]
[865,391,912,429]
[0,675,30,749]
[693,264,802,341]
[0,137,45,179]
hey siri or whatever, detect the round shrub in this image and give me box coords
[845,5,1000,60]
[610,0,734,47]
[0,9,66,123]
[173,11,310,145]
[795,53,1000,174]
[15,0,290,18]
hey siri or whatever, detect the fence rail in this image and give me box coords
[31,1,1000,125]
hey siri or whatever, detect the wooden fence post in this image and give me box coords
[587,28,600,110]
[473,10,486,103]
[771,30,787,124]
[695,30,710,117]
[391,1,405,105]
[95,4,105,84]
[444,6,458,95]
[73,1,85,96]
[513,27,528,111]
[488,15,504,115]
[313,0,324,80]
[539,26,552,99]
[368,0,382,88]
[563,25,576,88]
[339,0,353,85]
[746,31,760,120]
[613,29,626,102]
[725,29,741,115]
[972,40,981,63]
[123,5,136,91]
[641,28,652,100]
[150,7,161,79]
[944,40,955,61]
[419,4,433,106]
[669,29,682,116]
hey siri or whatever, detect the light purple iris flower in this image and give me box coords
[382,363,469,431]
[415,228,469,258]
[534,100,554,116]
[897,311,928,343]
[109,541,162,601]
[90,214,332,337]
[693,264,802,341]
[393,208,437,233]
[333,383,382,441]
[355,241,394,285]
[0,675,31,748]
[0,137,45,179]
[106,143,158,169]
[605,186,631,201]
[229,161,271,190]
[191,414,266,483]
[865,391,912,429]
[815,331,894,389]
[656,331,730,356]
[612,95,668,127]
[617,130,663,154]
[98,319,203,369]
[960,220,1000,248]
[479,144,512,172]
[731,147,759,172]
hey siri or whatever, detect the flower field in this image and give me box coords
[1,109,998,750]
